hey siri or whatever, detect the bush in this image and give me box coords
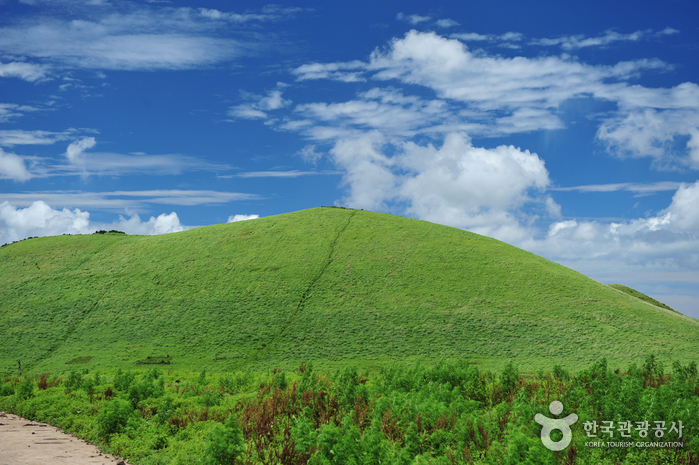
[17,378,34,400]
[64,370,83,390]
[97,399,133,439]
[128,368,164,408]
[500,361,519,396]
[205,416,245,464]
[114,368,136,392]
[0,381,14,397]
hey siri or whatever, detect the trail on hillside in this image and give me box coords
[244,209,357,366]
[0,411,131,465]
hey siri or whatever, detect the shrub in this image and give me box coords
[0,381,14,397]
[500,361,519,396]
[205,416,245,464]
[97,399,133,439]
[114,368,136,392]
[64,370,83,390]
[17,378,34,400]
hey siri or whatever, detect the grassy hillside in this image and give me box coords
[608,283,678,313]
[1,207,697,375]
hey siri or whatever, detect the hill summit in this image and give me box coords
[1,207,696,374]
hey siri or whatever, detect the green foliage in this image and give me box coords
[97,398,133,439]
[0,379,14,396]
[0,358,697,464]
[552,364,569,381]
[17,377,34,400]
[204,416,245,465]
[114,368,136,391]
[64,370,83,390]
[128,368,164,408]
[500,361,519,396]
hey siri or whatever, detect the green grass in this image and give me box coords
[1,207,698,376]
[608,284,678,313]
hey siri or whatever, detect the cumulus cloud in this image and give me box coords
[287,31,699,170]
[228,214,259,222]
[0,148,33,181]
[532,180,699,266]
[325,132,551,242]
[0,201,188,245]
[597,106,699,170]
[0,201,90,243]
[114,211,185,235]
[330,131,397,211]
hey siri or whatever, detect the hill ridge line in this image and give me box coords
[243,209,357,366]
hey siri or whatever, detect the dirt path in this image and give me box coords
[0,411,132,465]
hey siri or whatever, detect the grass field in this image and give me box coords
[1,207,697,376]
[608,283,679,313]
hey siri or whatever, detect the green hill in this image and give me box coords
[608,283,678,313]
[1,207,697,375]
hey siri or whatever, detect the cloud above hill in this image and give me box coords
[0,200,186,244]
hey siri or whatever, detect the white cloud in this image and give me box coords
[294,88,447,138]
[288,31,698,171]
[368,31,666,113]
[552,181,682,194]
[0,129,79,147]
[0,200,190,245]
[435,19,459,28]
[329,131,397,211]
[0,148,32,181]
[293,61,367,82]
[450,31,523,45]
[0,190,258,211]
[199,6,303,22]
[531,180,699,266]
[0,103,39,123]
[597,107,699,170]
[228,88,291,120]
[65,136,96,164]
[396,133,550,241]
[0,6,271,72]
[0,61,49,82]
[114,211,185,235]
[664,182,699,231]
[221,170,339,178]
[0,201,90,243]
[396,13,431,25]
[228,214,259,222]
[531,27,679,50]
[49,143,233,177]
[323,132,551,242]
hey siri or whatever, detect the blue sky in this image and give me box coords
[1,0,698,317]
